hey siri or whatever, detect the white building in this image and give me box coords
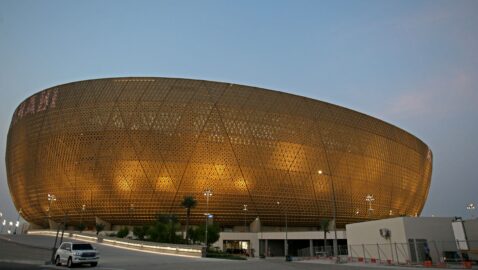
[346,217,478,264]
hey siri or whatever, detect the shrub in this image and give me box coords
[133,225,149,240]
[192,223,220,246]
[95,223,105,235]
[146,214,181,243]
[77,223,86,232]
[116,227,129,238]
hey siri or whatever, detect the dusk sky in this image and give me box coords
[0,0,477,223]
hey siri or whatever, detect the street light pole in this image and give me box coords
[129,203,135,227]
[365,194,375,214]
[80,204,86,225]
[318,170,338,259]
[467,203,476,219]
[1,219,6,234]
[243,204,248,232]
[203,189,213,252]
[276,201,288,259]
[8,221,13,234]
[47,194,57,229]
[14,208,22,234]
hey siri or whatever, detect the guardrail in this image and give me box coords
[28,230,203,258]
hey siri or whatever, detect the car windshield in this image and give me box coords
[72,244,94,250]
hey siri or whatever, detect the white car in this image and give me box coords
[55,242,100,267]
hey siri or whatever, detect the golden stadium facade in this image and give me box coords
[6,77,432,228]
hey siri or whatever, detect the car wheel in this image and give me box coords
[90,262,98,267]
[55,256,61,266]
[67,257,74,268]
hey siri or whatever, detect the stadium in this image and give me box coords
[6,77,432,229]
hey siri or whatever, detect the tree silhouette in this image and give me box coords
[181,196,197,243]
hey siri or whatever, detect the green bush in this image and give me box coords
[116,227,129,238]
[193,223,220,246]
[133,225,149,240]
[146,214,182,244]
[76,223,86,232]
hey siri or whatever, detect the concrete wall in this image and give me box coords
[464,219,478,241]
[346,217,407,262]
[403,217,456,262]
[463,219,478,260]
[346,217,462,263]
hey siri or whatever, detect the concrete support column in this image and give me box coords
[284,239,287,257]
[265,239,269,257]
[309,239,314,257]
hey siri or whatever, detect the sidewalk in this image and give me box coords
[298,257,477,269]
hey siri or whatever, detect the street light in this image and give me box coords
[47,193,57,217]
[203,189,213,252]
[276,201,289,260]
[14,208,22,234]
[318,170,339,259]
[243,204,248,232]
[129,203,135,226]
[80,204,86,225]
[467,203,476,219]
[1,219,6,234]
[8,221,13,234]
[365,194,375,214]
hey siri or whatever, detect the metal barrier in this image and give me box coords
[348,240,478,268]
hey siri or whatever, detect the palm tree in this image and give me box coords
[319,219,330,255]
[181,196,197,243]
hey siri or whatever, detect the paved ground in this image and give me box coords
[0,234,475,270]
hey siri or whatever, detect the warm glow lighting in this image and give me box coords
[365,194,374,212]
[203,189,213,197]
[467,203,475,210]
[48,193,56,201]
[8,78,432,228]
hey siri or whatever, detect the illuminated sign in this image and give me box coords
[12,89,58,125]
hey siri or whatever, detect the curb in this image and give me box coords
[0,236,50,251]
[0,259,46,265]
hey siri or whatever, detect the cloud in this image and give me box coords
[383,71,478,119]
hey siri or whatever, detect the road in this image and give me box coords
[0,234,467,270]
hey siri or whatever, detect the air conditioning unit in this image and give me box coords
[379,228,391,239]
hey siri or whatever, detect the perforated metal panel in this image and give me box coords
[6,77,432,228]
